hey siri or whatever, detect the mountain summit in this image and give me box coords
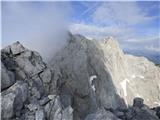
[50,34,160,119]
[1,34,160,120]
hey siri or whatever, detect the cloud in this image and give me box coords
[70,2,159,53]
[70,22,159,54]
[145,45,160,52]
[92,2,156,26]
[2,1,159,61]
[2,2,72,61]
[121,36,160,52]
[69,22,133,40]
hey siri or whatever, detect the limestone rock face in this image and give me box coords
[1,41,73,120]
[125,54,160,107]
[50,34,160,119]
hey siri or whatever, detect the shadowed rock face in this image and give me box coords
[1,33,160,120]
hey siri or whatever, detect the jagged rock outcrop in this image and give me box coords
[1,41,73,120]
[50,34,160,119]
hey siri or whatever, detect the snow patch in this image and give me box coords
[135,94,141,98]
[91,85,96,91]
[131,74,136,78]
[89,75,97,92]
[89,75,97,83]
[86,37,93,40]
[131,74,144,79]
[120,78,129,97]
[154,102,160,106]
[139,75,144,79]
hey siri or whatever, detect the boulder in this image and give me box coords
[10,41,26,55]
[1,62,15,90]
[1,81,28,119]
[44,95,73,120]
[1,92,17,119]
[152,107,160,119]
[126,98,159,120]
[133,97,144,108]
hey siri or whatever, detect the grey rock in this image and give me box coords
[1,81,28,119]
[10,41,26,55]
[1,92,16,119]
[48,96,62,120]
[44,96,60,120]
[126,108,159,120]
[35,109,45,120]
[14,50,46,78]
[114,111,125,119]
[27,103,39,112]
[60,94,73,108]
[39,97,50,106]
[1,34,160,120]
[1,42,54,120]
[62,106,73,120]
[1,62,15,90]
[44,95,73,120]
[39,68,52,84]
[50,34,160,118]
[50,34,126,118]
[48,94,56,100]
[133,97,144,108]
[85,108,120,120]
[153,107,160,119]
[125,98,159,120]
[30,76,45,99]
[1,41,46,79]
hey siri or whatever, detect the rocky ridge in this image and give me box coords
[1,34,160,120]
[1,41,73,120]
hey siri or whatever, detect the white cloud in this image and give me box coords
[70,2,159,53]
[145,45,160,52]
[2,2,72,61]
[70,22,160,53]
[121,36,160,52]
[93,2,155,26]
[69,22,132,40]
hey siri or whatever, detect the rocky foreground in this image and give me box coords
[1,34,160,120]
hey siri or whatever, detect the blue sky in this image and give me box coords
[1,1,160,59]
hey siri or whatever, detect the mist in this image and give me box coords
[2,2,72,61]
